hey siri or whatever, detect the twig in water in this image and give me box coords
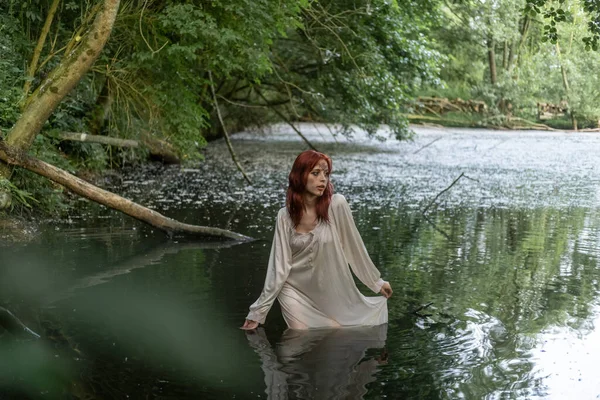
[412,302,434,318]
[422,213,451,240]
[421,172,478,214]
[412,302,434,315]
[486,138,509,152]
[413,137,442,154]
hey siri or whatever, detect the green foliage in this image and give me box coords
[526,0,600,49]
[84,0,310,157]
[0,13,27,131]
[238,0,444,140]
[96,0,442,147]
[158,0,299,77]
[0,177,37,210]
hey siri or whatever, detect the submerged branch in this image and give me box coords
[412,302,434,318]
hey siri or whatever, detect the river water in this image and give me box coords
[2,124,600,399]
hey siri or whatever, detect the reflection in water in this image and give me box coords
[247,325,388,399]
[42,238,243,305]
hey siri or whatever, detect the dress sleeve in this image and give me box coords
[247,209,293,324]
[331,195,385,294]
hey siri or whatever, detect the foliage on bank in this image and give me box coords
[414,0,600,130]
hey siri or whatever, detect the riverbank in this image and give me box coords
[406,111,600,131]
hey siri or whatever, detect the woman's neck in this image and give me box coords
[303,193,317,209]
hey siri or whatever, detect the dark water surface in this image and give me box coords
[2,124,600,399]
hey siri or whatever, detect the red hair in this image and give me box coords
[286,150,334,227]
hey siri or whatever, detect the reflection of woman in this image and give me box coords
[242,150,392,330]
[246,325,388,400]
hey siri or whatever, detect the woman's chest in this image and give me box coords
[289,222,336,261]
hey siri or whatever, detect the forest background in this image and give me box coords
[1,0,600,217]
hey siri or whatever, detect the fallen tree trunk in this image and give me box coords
[0,140,252,241]
[56,132,181,164]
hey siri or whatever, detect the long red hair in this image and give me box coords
[286,150,334,227]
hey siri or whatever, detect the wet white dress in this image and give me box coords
[246,194,388,329]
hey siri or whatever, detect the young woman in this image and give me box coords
[241,150,393,330]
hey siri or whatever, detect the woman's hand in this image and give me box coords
[241,319,259,330]
[380,282,393,299]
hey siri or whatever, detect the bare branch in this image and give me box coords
[413,137,442,154]
[209,71,252,185]
[139,0,169,54]
[255,88,319,151]
[422,172,469,214]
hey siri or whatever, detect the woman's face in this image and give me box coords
[304,159,329,198]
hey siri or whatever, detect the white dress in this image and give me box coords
[246,194,388,329]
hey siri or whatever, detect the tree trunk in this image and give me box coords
[487,36,497,85]
[508,16,530,72]
[0,0,121,208]
[0,140,252,241]
[556,43,576,130]
[560,64,570,94]
[59,132,139,148]
[56,132,181,164]
[507,42,516,71]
